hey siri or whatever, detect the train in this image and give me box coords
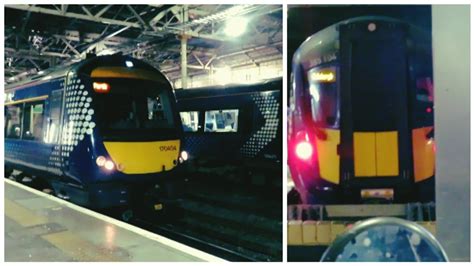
[4,54,188,214]
[288,16,435,203]
[175,78,282,188]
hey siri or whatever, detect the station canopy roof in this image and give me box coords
[4,4,282,85]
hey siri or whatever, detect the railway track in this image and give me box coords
[133,174,283,262]
[133,218,265,261]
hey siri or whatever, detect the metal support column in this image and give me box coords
[180,6,189,89]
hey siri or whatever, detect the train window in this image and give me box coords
[45,90,63,144]
[94,79,177,139]
[204,109,239,133]
[290,73,296,112]
[416,78,434,103]
[22,102,45,141]
[5,105,22,139]
[413,77,434,127]
[307,67,338,127]
[180,111,199,132]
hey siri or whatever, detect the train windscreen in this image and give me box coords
[350,40,407,131]
[93,78,177,140]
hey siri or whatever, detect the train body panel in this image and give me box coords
[176,79,282,170]
[289,17,434,203]
[5,54,184,209]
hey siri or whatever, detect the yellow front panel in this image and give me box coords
[412,127,435,182]
[91,67,166,83]
[103,140,180,174]
[375,131,399,176]
[353,132,376,177]
[315,129,340,184]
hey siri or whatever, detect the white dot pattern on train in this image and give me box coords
[240,92,280,157]
[47,73,96,172]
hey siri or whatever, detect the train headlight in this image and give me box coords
[104,160,115,171]
[96,156,115,171]
[180,151,189,161]
[96,156,106,167]
[295,141,313,160]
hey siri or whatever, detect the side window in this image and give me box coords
[5,105,22,139]
[290,73,296,112]
[22,102,45,140]
[204,109,239,133]
[307,66,338,127]
[413,77,434,127]
[45,90,63,143]
[180,111,199,132]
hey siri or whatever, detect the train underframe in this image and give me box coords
[290,168,435,205]
[5,163,184,221]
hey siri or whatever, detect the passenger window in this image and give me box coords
[204,109,239,133]
[180,111,199,132]
[416,78,434,103]
[413,77,434,127]
[307,67,338,128]
[45,90,63,144]
[5,105,22,139]
[22,102,45,141]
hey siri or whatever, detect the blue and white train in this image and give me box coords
[4,54,187,210]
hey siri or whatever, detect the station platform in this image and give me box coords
[4,179,226,262]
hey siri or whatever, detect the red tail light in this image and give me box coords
[295,141,313,160]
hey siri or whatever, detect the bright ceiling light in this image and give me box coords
[224,17,249,37]
[214,67,232,85]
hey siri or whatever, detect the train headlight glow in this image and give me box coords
[97,156,115,171]
[125,60,134,68]
[180,151,189,161]
[104,160,115,171]
[295,141,313,160]
[96,156,106,167]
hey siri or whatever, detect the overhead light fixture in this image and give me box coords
[224,17,249,37]
[214,67,232,85]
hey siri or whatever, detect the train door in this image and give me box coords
[339,22,412,194]
[45,89,65,174]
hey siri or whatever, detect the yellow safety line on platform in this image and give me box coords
[5,198,48,227]
[287,220,437,246]
[5,179,226,262]
[42,231,122,262]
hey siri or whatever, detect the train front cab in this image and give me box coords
[65,58,187,211]
[289,17,435,203]
[5,56,185,212]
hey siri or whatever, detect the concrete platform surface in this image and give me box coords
[4,179,226,262]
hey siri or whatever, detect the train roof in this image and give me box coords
[174,78,282,100]
[293,16,430,65]
[5,54,166,93]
